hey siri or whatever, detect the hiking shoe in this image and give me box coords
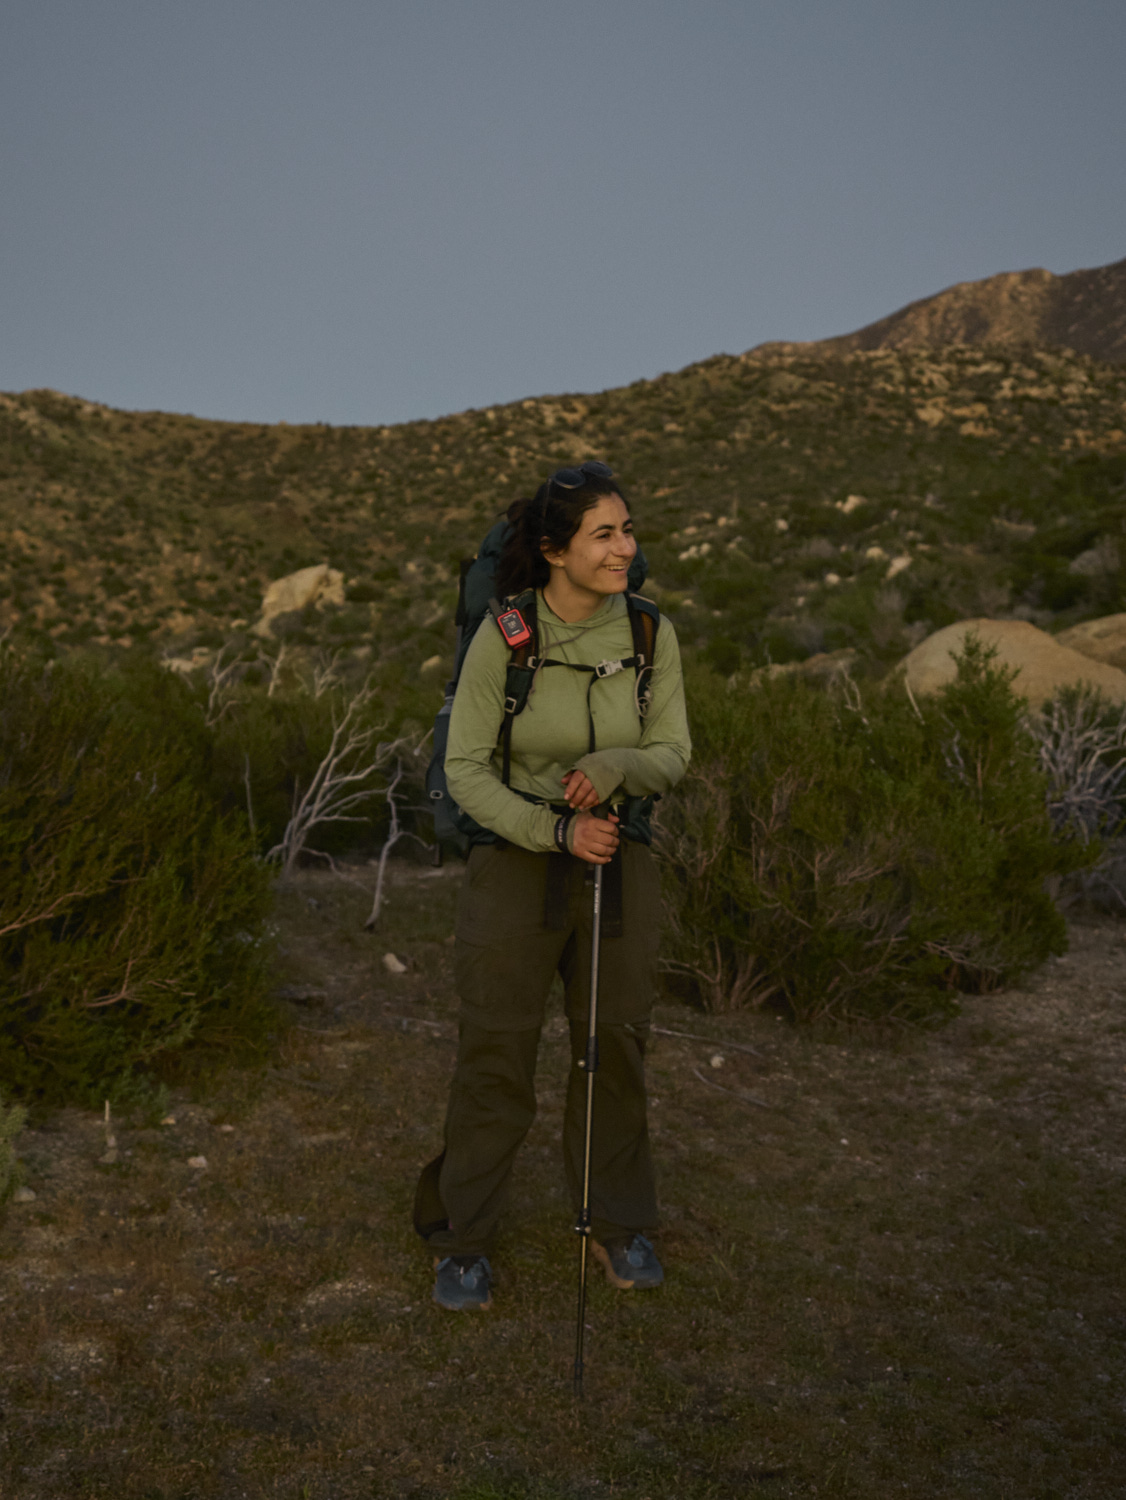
[433,1254,493,1311]
[591,1234,664,1290]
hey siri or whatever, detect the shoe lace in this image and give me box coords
[441,1254,490,1282]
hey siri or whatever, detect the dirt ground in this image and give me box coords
[2,863,1125,1499]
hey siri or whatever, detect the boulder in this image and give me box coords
[751,648,858,686]
[1055,614,1126,672]
[1067,539,1119,577]
[252,564,345,637]
[899,618,1126,706]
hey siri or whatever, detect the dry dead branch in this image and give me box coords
[79,956,140,1010]
[204,644,244,728]
[0,887,98,940]
[266,685,412,880]
[650,1025,765,1059]
[243,752,256,837]
[1029,693,1126,844]
[691,1066,775,1112]
[312,649,347,699]
[264,642,289,698]
[364,756,433,930]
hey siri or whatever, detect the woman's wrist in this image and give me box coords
[553,811,575,852]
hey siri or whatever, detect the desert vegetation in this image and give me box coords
[0,648,275,1106]
[2,344,1124,683]
[3,624,1123,1118]
[0,639,442,1108]
[2,330,1126,1494]
[3,336,1125,1108]
[656,642,1097,1023]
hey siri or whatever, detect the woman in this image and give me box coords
[415,461,690,1311]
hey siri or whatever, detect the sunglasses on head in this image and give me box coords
[547,460,614,491]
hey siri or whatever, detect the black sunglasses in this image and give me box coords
[547,460,614,491]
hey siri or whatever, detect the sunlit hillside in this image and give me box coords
[2,342,1125,678]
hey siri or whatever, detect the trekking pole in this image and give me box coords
[573,808,608,1399]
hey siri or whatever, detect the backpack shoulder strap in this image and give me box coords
[626,593,660,718]
[487,589,539,786]
[487,589,539,679]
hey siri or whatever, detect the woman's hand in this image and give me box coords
[570,808,619,864]
[560,769,599,811]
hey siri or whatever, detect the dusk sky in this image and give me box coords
[3,1,1124,427]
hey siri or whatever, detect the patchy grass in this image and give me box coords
[2,863,1125,1498]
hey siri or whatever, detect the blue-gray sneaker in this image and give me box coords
[591,1234,664,1290]
[432,1254,493,1311]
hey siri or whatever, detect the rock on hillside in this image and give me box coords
[900,618,1126,706]
[1055,613,1126,672]
[253,563,345,637]
[761,256,1126,364]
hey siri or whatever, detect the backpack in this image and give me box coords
[425,519,659,854]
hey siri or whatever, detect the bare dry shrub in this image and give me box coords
[265,683,420,880]
[1028,688,1126,909]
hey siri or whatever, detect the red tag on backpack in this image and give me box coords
[494,607,533,649]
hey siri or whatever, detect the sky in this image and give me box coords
[2,0,1125,428]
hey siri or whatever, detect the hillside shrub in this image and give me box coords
[0,650,274,1104]
[655,640,1091,1024]
[1029,688,1126,909]
[1031,688,1126,845]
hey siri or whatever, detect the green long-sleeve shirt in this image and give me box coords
[445,591,691,853]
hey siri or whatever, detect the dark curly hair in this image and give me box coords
[495,465,627,598]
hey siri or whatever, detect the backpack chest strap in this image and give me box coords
[498,651,636,712]
[495,592,659,785]
[539,655,641,679]
[506,655,643,761]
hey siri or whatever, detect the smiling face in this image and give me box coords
[542,494,637,619]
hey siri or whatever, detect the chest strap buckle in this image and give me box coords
[594,658,626,679]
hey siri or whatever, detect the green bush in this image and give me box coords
[656,639,1091,1024]
[0,650,274,1103]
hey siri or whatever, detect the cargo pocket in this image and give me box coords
[454,846,565,1031]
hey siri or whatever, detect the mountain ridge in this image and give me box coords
[758,256,1126,364]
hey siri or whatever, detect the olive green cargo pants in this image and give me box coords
[415,839,662,1255]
